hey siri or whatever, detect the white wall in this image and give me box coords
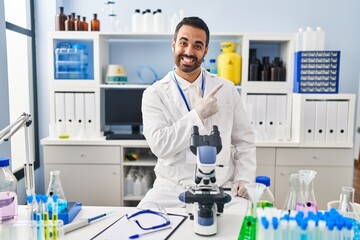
[34,0,360,193]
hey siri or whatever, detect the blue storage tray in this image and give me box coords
[293,51,340,93]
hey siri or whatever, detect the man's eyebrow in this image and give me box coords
[194,40,204,46]
[178,37,189,42]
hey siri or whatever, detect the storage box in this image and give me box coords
[293,51,340,93]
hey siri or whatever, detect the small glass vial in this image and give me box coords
[46,170,68,213]
[0,157,18,223]
[256,176,275,208]
[338,186,355,212]
[91,13,100,31]
[65,13,76,31]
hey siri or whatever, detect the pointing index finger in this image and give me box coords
[207,83,224,97]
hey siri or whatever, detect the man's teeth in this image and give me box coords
[182,57,194,63]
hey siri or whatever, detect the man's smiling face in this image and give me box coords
[172,24,208,75]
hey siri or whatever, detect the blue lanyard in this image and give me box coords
[172,70,205,112]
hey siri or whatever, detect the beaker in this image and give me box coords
[299,169,317,213]
[238,183,266,240]
[283,172,306,213]
[46,170,68,213]
[338,186,355,212]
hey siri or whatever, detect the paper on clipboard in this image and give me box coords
[91,209,187,240]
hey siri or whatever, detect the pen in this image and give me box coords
[63,211,115,234]
[129,226,172,239]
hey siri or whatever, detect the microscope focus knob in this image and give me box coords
[210,177,216,183]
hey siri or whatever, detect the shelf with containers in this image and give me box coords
[121,145,157,206]
[240,34,295,90]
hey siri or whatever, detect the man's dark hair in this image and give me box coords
[173,17,210,47]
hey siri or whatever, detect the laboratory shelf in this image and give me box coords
[123,160,156,166]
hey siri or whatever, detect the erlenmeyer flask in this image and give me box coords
[46,170,68,213]
[283,172,306,213]
[338,186,355,213]
[299,169,317,213]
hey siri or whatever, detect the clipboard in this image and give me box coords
[91,210,187,240]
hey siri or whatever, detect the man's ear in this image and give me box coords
[171,40,175,52]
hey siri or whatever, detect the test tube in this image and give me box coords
[52,194,59,240]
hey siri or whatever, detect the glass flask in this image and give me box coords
[338,186,355,212]
[0,157,18,223]
[283,172,306,213]
[299,169,318,213]
[238,183,266,240]
[91,13,100,31]
[46,170,68,213]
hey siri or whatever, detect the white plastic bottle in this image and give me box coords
[302,27,316,51]
[315,27,326,50]
[170,12,179,33]
[133,178,142,196]
[295,28,304,52]
[154,9,165,33]
[143,9,153,33]
[131,9,142,32]
[0,157,18,223]
[124,173,134,196]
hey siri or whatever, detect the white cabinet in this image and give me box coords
[43,145,122,206]
[274,147,353,209]
[121,145,156,206]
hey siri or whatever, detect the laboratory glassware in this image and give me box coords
[91,13,100,31]
[338,186,355,213]
[299,169,318,213]
[65,12,76,31]
[256,176,275,208]
[55,6,67,31]
[283,172,306,212]
[82,17,88,31]
[46,170,68,213]
[238,182,266,240]
[0,157,18,223]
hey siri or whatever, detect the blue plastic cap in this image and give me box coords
[53,194,59,202]
[272,217,279,230]
[256,176,270,187]
[0,157,10,167]
[300,219,308,230]
[36,194,42,203]
[261,217,269,229]
[42,195,48,203]
[27,195,34,204]
[210,59,216,63]
[178,192,185,203]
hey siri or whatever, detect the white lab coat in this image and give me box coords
[140,69,256,206]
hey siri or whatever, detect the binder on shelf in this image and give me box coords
[303,100,316,142]
[65,92,75,124]
[246,94,257,129]
[336,100,349,142]
[84,92,96,135]
[276,95,287,140]
[55,92,67,138]
[314,101,326,143]
[266,95,277,140]
[325,101,337,143]
[255,95,267,141]
[75,92,85,129]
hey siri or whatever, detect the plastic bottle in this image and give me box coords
[218,42,242,85]
[143,9,153,33]
[0,157,18,223]
[315,27,325,50]
[55,6,67,31]
[46,170,68,213]
[133,178,142,196]
[124,173,134,196]
[261,56,271,81]
[208,59,218,74]
[295,28,304,52]
[154,9,165,33]
[91,13,100,31]
[302,27,316,51]
[256,176,275,208]
[132,9,142,32]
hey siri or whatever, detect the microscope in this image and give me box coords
[179,125,231,236]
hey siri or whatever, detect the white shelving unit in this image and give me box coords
[42,32,356,208]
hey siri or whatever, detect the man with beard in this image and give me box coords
[139,17,256,207]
